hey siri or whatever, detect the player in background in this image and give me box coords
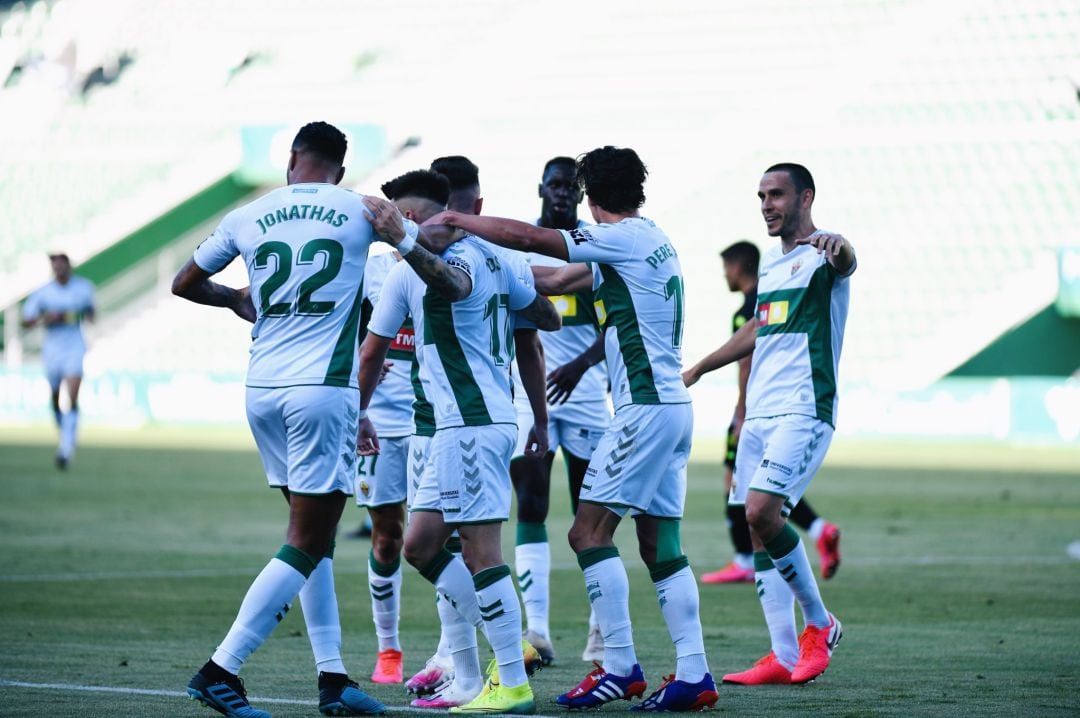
[509,156,610,665]
[700,241,842,585]
[21,253,95,469]
[683,163,855,686]
[401,155,552,696]
[423,146,719,712]
[173,122,386,718]
[360,186,560,714]
[353,239,417,685]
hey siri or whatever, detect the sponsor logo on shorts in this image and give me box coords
[441,490,459,500]
[760,459,793,476]
[766,477,787,488]
[585,467,597,477]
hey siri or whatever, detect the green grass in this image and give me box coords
[0,427,1078,717]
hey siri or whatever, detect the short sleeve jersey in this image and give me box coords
[421,237,538,428]
[366,258,437,438]
[359,252,415,438]
[193,183,376,389]
[22,276,95,354]
[746,240,854,428]
[561,218,690,410]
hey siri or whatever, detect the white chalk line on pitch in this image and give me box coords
[0,679,555,717]
[0,553,1075,583]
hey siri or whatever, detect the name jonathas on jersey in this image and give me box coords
[255,204,350,234]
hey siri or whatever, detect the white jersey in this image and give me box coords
[423,237,538,428]
[746,241,854,428]
[561,218,690,410]
[194,183,377,388]
[361,252,415,438]
[22,276,95,355]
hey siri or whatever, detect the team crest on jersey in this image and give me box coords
[790,260,803,276]
[758,301,789,325]
[360,480,370,496]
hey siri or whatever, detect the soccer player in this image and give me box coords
[700,241,842,585]
[354,242,416,685]
[21,253,95,469]
[173,122,386,718]
[683,163,855,685]
[509,156,610,665]
[360,185,560,714]
[423,146,720,712]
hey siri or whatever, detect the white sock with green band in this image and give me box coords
[299,555,347,674]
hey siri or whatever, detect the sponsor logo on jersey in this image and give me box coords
[447,256,473,277]
[758,301,789,326]
[390,326,416,353]
[594,299,607,326]
[568,228,594,244]
[549,294,577,318]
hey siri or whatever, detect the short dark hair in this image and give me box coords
[720,240,760,277]
[576,146,647,214]
[292,122,347,166]
[542,156,576,178]
[48,253,71,263]
[381,169,451,206]
[765,163,815,195]
[429,156,479,191]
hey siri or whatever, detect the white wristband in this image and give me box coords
[396,220,419,255]
[358,408,368,421]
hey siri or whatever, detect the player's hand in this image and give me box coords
[796,230,847,256]
[43,311,66,326]
[378,362,393,385]
[357,417,380,456]
[523,423,549,458]
[419,212,466,253]
[682,368,700,387]
[547,356,588,405]
[362,196,406,244]
[232,286,257,323]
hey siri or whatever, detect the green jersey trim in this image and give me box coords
[423,290,492,426]
[410,354,436,434]
[598,264,659,404]
[755,264,837,425]
[324,279,365,386]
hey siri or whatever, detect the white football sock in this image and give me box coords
[769,538,830,628]
[434,590,453,660]
[734,553,755,570]
[367,554,402,651]
[514,541,551,638]
[298,556,347,674]
[588,606,599,631]
[654,566,708,683]
[807,518,826,541]
[435,555,484,628]
[754,553,798,669]
[475,567,527,688]
[212,556,309,674]
[59,409,78,459]
[584,556,637,676]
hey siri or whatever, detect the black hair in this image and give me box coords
[765,162,815,196]
[542,156,576,178]
[429,156,479,191]
[48,253,71,263]
[576,146,647,214]
[292,121,347,166]
[380,170,451,206]
[720,240,760,277]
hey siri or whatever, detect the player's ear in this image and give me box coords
[538,183,543,199]
[474,197,484,215]
[334,166,345,185]
[288,150,297,172]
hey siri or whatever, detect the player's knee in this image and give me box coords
[402,534,434,569]
[745,501,782,537]
[372,533,403,564]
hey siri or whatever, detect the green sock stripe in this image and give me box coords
[418,549,455,584]
[368,548,401,578]
[445,536,463,554]
[516,521,548,545]
[275,544,318,578]
[764,524,801,560]
[473,564,512,590]
[576,545,620,570]
[654,517,683,563]
[753,551,775,572]
[323,540,336,561]
[649,555,690,583]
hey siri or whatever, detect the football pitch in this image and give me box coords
[0,427,1077,717]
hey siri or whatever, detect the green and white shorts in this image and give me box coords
[355,436,409,508]
[729,414,834,515]
[413,424,515,524]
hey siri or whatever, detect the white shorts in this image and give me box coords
[416,424,515,524]
[407,433,433,510]
[246,385,358,496]
[512,401,610,460]
[355,436,409,508]
[43,347,85,391]
[729,414,834,515]
[579,403,693,518]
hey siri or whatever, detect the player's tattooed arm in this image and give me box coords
[682,318,757,387]
[171,258,256,323]
[400,244,472,301]
[519,292,561,332]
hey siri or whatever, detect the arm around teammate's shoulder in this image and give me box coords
[424,212,570,261]
[532,263,593,295]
